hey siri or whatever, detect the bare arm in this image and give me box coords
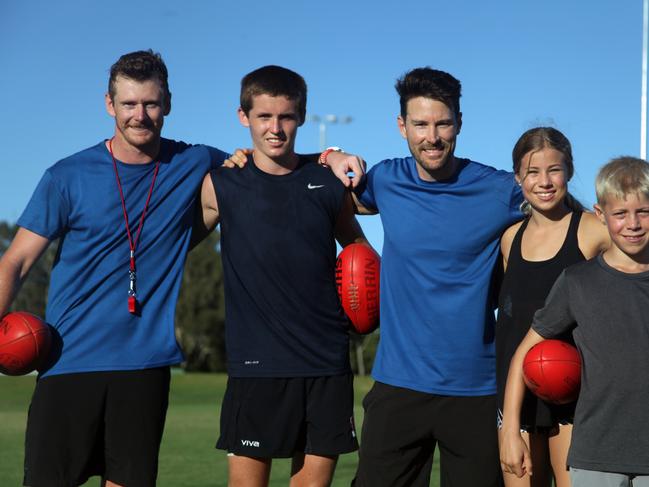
[0,228,51,317]
[499,328,546,478]
[500,222,522,272]
[348,190,378,216]
[578,211,611,259]
[190,173,221,249]
[334,192,371,247]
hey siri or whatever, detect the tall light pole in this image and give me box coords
[642,0,648,159]
[306,114,353,151]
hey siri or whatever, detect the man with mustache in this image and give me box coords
[0,49,229,487]
[324,67,523,486]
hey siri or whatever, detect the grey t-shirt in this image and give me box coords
[532,255,649,474]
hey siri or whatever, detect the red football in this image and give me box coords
[523,339,581,405]
[336,243,380,334]
[0,312,51,376]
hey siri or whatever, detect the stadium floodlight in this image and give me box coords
[306,114,353,151]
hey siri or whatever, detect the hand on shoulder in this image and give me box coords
[222,148,252,168]
[322,150,366,188]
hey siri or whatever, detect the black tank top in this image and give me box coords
[496,211,585,428]
[211,155,351,378]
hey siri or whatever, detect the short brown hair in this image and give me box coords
[108,49,171,110]
[240,65,307,123]
[395,67,461,119]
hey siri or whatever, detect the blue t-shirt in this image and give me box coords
[18,139,227,378]
[359,157,522,395]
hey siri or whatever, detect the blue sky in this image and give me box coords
[0,0,643,251]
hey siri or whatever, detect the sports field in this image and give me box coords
[0,372,440,486]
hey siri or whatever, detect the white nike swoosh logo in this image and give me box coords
[307,184,325,189]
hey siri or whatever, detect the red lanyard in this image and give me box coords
[108,138,160,314]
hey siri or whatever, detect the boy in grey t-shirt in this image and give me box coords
[500,156,649,487]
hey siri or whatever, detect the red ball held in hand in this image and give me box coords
[523,339,581,405]
[336,243,380,334]
[0,312,51,376]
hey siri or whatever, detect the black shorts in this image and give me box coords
[24,367,170,487]
[353,382,502,487]
[216,374,358,458]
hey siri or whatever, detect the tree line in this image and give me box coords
[0,221,377,374]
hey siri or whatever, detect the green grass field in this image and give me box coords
[0,373,440,486]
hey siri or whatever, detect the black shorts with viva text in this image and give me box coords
[216,374,358,458]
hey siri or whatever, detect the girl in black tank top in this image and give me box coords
[497,128,609,487]
[496,211,583,430]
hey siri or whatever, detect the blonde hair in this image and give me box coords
[596,156,649,205]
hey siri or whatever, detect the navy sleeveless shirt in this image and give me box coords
[211,156,352,377]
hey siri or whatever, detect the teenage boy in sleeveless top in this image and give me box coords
[198,65,368,487]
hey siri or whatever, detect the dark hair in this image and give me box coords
[395,67,461,119]
[108,50,171,109]
[512,126,583,213]
[240,65,307,123]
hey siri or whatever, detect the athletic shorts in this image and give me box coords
[352,381,502,487]
[24,367,170,487]
[570,468,649,487]
[497,407,572,434]
[216,374,358,458]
